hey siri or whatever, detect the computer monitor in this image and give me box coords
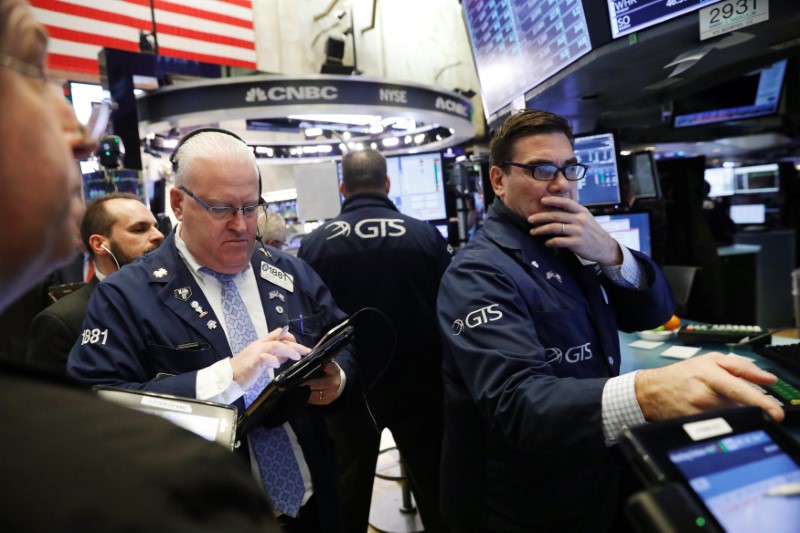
[606,0,724,39]
[574,132,622,207]
[704,167,736,197]
[594,211,652,257]
[385,152,447,221]
[460,0,593,119]
[66,81,111,126]
[673,59,787,129]
[628,151,661,200]
[734,164,780,195]
[729,204,766,225]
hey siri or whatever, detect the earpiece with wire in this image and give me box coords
[100,243,121,271]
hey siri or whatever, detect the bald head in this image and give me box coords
[340,148,389,197]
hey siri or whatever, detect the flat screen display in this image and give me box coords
[607,0,723,39]
[462,0,592,119]
[668,429,800,533]
[729,204,766,225]
[67,81,111,126]
[734,164,780,194]
[674,60,787,128]
[574,132,621,206]
[705,167,735,197]
[337,152,446,221]
[594,211,652,257]
[628,151,661,199]
[82,169,141,201]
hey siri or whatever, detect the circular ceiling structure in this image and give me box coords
[137,74,475,161]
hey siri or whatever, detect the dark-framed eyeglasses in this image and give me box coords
[0,53,47,83]
[502,161,588,182]
[179,186,260,220]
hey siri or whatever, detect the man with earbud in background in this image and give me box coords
[27,192,164,374]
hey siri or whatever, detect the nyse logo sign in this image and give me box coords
[245,85,338,103]
[325,219,406,240]
[452,304,503,335]
[380,88,407,103]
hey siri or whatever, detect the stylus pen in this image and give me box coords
[766,482,800,497]
[278,325,289,339]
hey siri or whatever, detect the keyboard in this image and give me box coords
[678,324,770,347]
[756,343,800,380]
[746,372,800,407]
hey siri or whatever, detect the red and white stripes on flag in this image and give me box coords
[29,0,256,76]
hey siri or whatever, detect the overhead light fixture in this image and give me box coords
[382,137,400,147]
[263,188,297,203]
[414,133,425,144]
[304,127,323,137]
[288,114,381,126]
[255,146,274,157]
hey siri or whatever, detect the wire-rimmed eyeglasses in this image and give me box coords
[180,186,260,220]
[0,53,47,82]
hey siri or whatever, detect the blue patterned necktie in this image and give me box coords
[201,267,305,516]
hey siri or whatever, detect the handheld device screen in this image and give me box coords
[668,430,800,532]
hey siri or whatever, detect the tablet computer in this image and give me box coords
[235,317,355,438]
[93,385,238,451]
[621,407,800,533]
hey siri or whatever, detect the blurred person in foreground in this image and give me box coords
[0,1,278,529]
[436,108,784,531]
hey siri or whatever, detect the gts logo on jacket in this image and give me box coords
[325,219,406,240]
[452,304,503,335]
[545,343,593,364]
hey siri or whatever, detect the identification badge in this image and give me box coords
[261,262,294,292]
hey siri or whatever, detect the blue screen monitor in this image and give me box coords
[704,167,736,197]
[385,152,447,221]
[674,60,787,128]
[607,0,723,39]
[574,132,621,207]
[461,0,592,119]
[594,211,652,257]
[337,152,446,221]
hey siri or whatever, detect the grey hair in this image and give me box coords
[257,210,287,245]
[172,131,257,188]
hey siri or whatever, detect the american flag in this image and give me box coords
[30,0,257,76]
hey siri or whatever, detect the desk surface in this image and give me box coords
[619,331,800,375]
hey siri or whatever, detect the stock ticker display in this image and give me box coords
[462,0,592,117]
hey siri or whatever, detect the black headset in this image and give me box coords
[169,127,268,239]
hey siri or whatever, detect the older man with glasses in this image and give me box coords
[68,129,355,533]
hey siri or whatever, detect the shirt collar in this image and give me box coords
[174,222,252,281]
